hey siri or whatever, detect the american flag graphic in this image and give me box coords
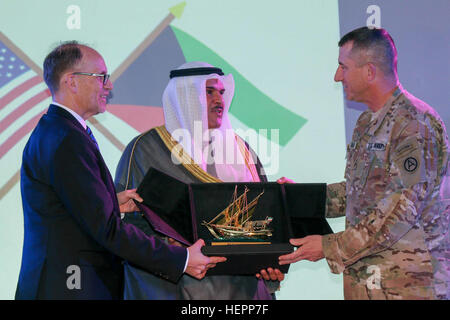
[0,35,51,198]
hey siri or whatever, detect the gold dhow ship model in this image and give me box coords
[202,186,273,240]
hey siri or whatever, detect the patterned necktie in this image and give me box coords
[86,126,99,150]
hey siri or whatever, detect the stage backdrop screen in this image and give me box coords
[0,0,448,299]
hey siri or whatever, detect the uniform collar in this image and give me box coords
[366,85,404,137]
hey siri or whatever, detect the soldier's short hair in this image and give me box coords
[339,27,398,77]
[43,41,83,95]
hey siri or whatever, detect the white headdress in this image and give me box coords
[162,61,256,182]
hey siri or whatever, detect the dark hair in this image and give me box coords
[43,41,83,95]
[338,27,398,77]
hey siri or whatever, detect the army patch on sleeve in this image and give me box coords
[404,157,418,172]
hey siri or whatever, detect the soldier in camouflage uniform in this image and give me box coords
[279,27,450,299]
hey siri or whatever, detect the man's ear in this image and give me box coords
[365,62,377,82]
[62,73,78,94]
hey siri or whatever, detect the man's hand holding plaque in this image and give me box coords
[186,239,227,279]
[279,236,325,265]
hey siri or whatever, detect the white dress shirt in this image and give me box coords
[52,101,87,130]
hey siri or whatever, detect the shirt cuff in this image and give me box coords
[183,248,189,273]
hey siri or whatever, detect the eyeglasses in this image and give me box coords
[71,72,110,85]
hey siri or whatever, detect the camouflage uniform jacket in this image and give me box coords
[323,86,450,299]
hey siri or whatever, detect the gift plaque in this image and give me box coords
[136,168,333,276]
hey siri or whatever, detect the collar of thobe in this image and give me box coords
[155,125,222,183]
[155,125,260,183]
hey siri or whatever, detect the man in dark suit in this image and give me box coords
[16,41,224,300]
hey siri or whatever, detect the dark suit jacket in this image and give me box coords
[16,105,187,300]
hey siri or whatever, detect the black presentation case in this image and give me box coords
[136,168,333,276]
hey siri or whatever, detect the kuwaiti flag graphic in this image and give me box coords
[109,1,306,146]
[171,25,307,147]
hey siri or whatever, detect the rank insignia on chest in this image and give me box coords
[367,142,386,151]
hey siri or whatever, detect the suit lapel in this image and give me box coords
[47,104,102,154]
[47,104,119,211]
[46,104,85,130]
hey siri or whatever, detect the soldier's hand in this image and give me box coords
[279,235,325,265]
[276,177,295,184]
[186,239,226,279]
